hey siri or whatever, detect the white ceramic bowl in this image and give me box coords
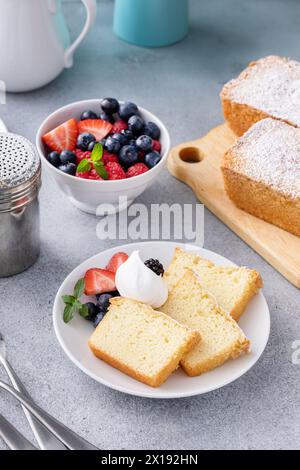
[36,99,170,214]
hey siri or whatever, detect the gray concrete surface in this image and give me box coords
[0,0,299,450]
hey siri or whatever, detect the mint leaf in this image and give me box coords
[73,278,85,299]
[94,161,108,180]
[62,295,76,305]
[76,158,91,174]
[91,143,103,162]
[63,304,74,323]
[79,304,89,318]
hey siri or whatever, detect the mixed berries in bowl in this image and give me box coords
[36,99,170,214]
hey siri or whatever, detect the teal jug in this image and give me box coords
[113,0,189,48]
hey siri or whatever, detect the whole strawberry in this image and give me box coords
[106,161,127,180]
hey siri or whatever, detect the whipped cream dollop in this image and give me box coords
[115,250,168,308]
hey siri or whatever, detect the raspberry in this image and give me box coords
[105,162,126,180]
[112,120,128,133]
[152,140,161,153]
[75,149,91,164]
[126,163,149,178]
[89,169,103,180]
[102,151,119,165]
[76,171,89,179]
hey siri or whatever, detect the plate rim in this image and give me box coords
[53,241,271,399]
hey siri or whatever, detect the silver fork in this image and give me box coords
[0,332,66,450]
[0,381,99,450]
[0,414,38,450]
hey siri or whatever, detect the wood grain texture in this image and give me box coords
[168,123,300,288]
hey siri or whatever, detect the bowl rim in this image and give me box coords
[36,99,170,185]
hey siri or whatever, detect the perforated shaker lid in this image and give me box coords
[0,132,41,212]
[0,132,40,189]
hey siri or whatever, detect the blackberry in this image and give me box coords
[144,258,164,276]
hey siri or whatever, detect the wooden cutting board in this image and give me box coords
[168,123,300,288]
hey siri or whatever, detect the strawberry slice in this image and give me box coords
[42,118,78,152]
[78,119,113,141]
[84,268,116,295]
[106,252,129,273]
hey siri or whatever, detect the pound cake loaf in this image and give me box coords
[222,118,300,237]
[221,55,300,136]
[164,247,262,321]
[89,297,200,387]
[160,270,250,376]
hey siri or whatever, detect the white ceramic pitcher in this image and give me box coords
[0,0,97,92]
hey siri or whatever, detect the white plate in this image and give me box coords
[53,241,270,399]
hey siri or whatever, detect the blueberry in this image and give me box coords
[119,102,138,121]
[77,132,96,151]
[119,145,139,168]
[96,293,113,312]
[110,290,120,297]
[99,111,114,124]
[88,140,97,152]
[128,115,144,135]
[135,135,153,152]
[112,132,128,147]
[105,136,121,154]
[80,110,98,121]
[120,129,134,142]
[101,98,120,115]
[47,151,61,168]
[60,150,76,165]
[58,162,76,176]
[145,151,161,168]
[143,121,161,140]
[84,302,99,321]
[93,311,105,328]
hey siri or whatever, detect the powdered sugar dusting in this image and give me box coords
[228,118,300,199]
[222,56,300,127]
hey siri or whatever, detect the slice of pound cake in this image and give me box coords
[222,118,300,237]
[221,55,300,136]
[89,297,200,387]
[164,247,262,321]
[160,270,250,376]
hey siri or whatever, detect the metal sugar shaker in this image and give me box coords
[0,132,41,277]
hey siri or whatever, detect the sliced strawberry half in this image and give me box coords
[84,268,116,295]
[42,118,78,152]
[106,252,129,273]
[78,119,113,141]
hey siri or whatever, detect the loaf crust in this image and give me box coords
[161,270,250,377]
[163,247,262,321]
[222,119,300,237]
[221,55,300,136]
